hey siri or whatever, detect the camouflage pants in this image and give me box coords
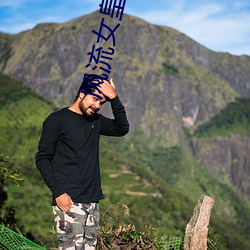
[53,202,99,250]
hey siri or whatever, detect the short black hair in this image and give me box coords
[74,74,110,102]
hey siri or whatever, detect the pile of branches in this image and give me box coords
[97,224,157,250]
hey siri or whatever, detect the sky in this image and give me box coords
[0,0,250,56]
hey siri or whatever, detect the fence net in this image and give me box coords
[0,224,46,250]
[0,223,185,250]
[158,235,184,250]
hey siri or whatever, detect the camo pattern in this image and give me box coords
[53,202,99,250]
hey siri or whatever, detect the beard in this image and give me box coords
[78,98,89,116]
[78,98,98,117]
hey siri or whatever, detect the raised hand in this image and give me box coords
[98,78,117,100]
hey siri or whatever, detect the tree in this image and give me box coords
[0,138,23,226]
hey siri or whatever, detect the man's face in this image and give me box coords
[79,90,106,116]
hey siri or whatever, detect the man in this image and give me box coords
[35,75,129,249]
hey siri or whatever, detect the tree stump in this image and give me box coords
[184,195,214,250]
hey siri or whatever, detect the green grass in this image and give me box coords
[162,63,179,76]
[194,98,250,137]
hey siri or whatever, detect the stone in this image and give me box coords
[184,195,214,250]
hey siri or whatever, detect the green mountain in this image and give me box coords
[1,11,249,199]
[1,10,250,249]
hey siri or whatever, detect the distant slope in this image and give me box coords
[0,72,54,170]
[0,32,15,71]
[186,98,250,198]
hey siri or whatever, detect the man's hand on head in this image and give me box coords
[55,193,73,213]
[98,78,117,100]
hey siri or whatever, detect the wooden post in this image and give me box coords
[184,195,214,250]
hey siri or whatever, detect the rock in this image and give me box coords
[184,195,214,250]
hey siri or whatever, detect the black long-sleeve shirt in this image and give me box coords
[35,96,129,205]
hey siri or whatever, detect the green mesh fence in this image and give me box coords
[158,235,184,250]
[0,224,46,250]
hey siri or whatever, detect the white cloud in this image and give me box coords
[227,45,250,56]
[0,0,22,7]
[234,0,249,9]
[0,0,249,55]
[3,22,34,33]
[0,1,95,34]
[128,3,224,27]
[127,2,250,55]
[182,4,223,23]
